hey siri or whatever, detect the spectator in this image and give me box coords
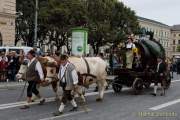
[98,53,104,59]
[0,52,8,81]
[7,51,20,81]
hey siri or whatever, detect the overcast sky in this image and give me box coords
[120,0,180,26]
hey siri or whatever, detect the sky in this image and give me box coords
[120,0,180,26]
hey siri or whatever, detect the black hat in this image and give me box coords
[28,50,36,57]
[60,54,68,60]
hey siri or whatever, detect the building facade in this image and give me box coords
[138,17,172,57]
[0,0,16,46]
[171,25,180,56]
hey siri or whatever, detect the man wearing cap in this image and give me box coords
[151,57,167,96]
[53,54,79,116]
[20,50,45,109]
[126,36,136,69]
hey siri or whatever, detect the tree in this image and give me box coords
[110,2,139,44]
[86,0,117,54]
[16,0,139,53]
[38,0,88,51]
[16,0,36,46]
[86,0,139,54]
[177,45,180,52]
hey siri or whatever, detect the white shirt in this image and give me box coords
[126,42,135,49]
[58,62,78,85]
[156,61,162,72]
[59,62,69,83]
[28,58,44,80]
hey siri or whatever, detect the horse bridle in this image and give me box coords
[82,58,97,84]
[45,76,59,82]
[17,72,24,75]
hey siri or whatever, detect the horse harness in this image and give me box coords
[78,58,96,87]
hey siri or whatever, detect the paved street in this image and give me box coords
[0,73,180,120]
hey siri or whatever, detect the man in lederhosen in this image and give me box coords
[53,54,79,116]
[151,57,167,96]
[126,36,136,69]
[20,50,45,109]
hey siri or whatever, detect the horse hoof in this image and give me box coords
[96,98,103,102]
[160,93,165,96]
[54,97,59,101]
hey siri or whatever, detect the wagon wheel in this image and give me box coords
[112,78,123,93]
[132,78,143,94]
[164,72,171,89]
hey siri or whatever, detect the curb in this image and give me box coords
[0,82,25,89]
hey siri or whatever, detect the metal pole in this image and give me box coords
[34,0,38,47]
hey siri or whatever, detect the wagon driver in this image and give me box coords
[126,36,136,69]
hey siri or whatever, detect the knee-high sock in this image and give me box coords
[154,85,158,94]
[59,103,65,112]
[70,99,77,107]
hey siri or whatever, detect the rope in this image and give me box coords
[17,80,27,101]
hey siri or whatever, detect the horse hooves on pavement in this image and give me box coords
[160,93,165,96]
[96,98,103,102]
[54,97,59,101]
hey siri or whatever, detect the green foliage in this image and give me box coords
[177,45,180,52]
[16,0,36,46]
[16,0,139,53]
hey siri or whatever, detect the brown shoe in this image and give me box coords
[150,93,157,96]
[39,99,45,105]
[20,105,30,109]
[69,107,78,112]
[53,111,63,116]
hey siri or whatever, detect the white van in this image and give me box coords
[0,46,37,55]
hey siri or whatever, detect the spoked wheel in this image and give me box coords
[132,78,143,94]
[112,78,123,93]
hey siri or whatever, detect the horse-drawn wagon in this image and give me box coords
[109,39,171,94]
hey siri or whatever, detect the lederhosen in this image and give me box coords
[155,62,166,86]
[59,64,73,104]
[25,59,40,97]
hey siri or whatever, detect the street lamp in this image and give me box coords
[34,0,38,47]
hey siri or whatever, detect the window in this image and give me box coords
[173,40,176,45]
[179,34,180,37]
[174,34,176,37]
[178,40,180,44]
[0,32,2,46]
[173,46,176,52]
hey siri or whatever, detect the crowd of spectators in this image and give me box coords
[0,49,60,82]
[0,51,22,82]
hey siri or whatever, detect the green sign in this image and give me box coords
[77,46,83,52]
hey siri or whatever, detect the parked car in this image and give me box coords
[0,46,42,55]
